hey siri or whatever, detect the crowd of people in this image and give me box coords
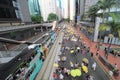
[52,29,96,80]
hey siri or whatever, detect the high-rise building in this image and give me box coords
[16,0,31,23]
[39,0,57,21]
[84,0,99,12]
[28,0,41,16]
[56,0,63,20]
[69,0,75,20]
[62,0,69,19]
[0,0,19,22]
[78,0,99,20]
[0,0,31,23]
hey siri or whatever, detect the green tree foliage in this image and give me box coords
[31,15,43,23]
[87,0,117,24]
[10,32,16,39]
[107,13,120,37]
[87,4,100,27]
[96,0,117,22]
[64,18,70,22]
[99,23,108,31]
[47,13,58,22]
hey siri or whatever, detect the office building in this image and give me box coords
[39,0,57,21]
[77,0,98,20]
[62,0,69,19]
[0,0,31,23]
[0,0,19,22]
[28,0,41,16]
[69,0,75,20]
[84,0,99,12]
[15,0,31,23]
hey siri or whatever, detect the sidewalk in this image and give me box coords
[75,27,120,80]
[35,30,64,80]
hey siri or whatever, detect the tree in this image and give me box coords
[96,0,117,23]
[64,18,70,22]
[31,15,43,23]
[107,13,120,37]
[87,4,100,27]
[99,23,109,41]
[47,13,58,22]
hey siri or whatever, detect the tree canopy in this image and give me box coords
[31,15,43,23]
[47,13,58,22]
[107,13,120,37]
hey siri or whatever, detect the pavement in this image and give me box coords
[75,26,120,80]
[35,29,64,80]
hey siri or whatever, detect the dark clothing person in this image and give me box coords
[96,50,99,56]
[91,52,93,57]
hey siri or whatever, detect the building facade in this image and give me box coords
[84,0,98,12]
[39,0,57,21]
[69,0,75,20]
[78,0,99,20]
[15,0,31,23]
[28,0,41,16]
[62,0,69,19]
[0,0,31,23]
[0,0,19,22]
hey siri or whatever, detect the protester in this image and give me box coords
[53,72,57,80]
[77,46,80,53]
[96,49,99,56]
[109,70,113,77]
[92,62,96,71]
[70,61,74,68]
[90,52,93,57]
[59,73,64,80]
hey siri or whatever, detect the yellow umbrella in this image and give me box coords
[70,70,76,77]
[70,50,74,54]
[82,58,89,63]
[82,66,88,73]
[53,63,59,67]
[75,69,82,76]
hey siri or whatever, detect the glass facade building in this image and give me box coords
[0,0,19,22]
[28,0,41,16]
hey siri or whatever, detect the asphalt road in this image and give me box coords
[57,33,109,80]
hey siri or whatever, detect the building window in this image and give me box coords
[0,0,7,5]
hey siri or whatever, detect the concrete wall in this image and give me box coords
[0,28,35,48]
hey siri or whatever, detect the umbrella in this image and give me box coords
[70,70,76,77]
[75,69,82,76]
[70,69,82,77]
[82,58,89,63]
[70,50,74,54]
[82,66,88,73]
[53,63,59,67]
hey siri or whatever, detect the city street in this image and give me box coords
[0,0,120,80]
[53,26,110,80]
